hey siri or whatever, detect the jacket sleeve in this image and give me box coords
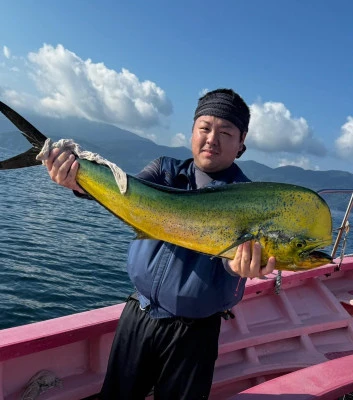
[222,258,246,279]
[135,157,163,183]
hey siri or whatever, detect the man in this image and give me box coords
[45,88,275,399]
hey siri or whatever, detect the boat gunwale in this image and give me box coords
[1,257,352,363]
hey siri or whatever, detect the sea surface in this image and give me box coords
[0,158,135,330]
[1,153,352,329]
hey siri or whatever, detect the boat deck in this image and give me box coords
[229,353,353,399]
[210,259,353,399]
[1,258,353,399]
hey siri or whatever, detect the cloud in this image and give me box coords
[3,46,10,59]
[248,101,327,156]
[146,133,157,143]
[277,156,320,170]
[198,88,209,97]
[171,132,188,147]
[3,44,173,133]
[335,116,353,159]
[1,89,37,108]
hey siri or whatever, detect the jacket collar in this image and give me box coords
[175,158,244,189]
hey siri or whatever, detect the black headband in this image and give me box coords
[194,92,249,133]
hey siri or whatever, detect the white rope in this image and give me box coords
[36,138,128,194]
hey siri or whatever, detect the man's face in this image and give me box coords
[191,115,246,173]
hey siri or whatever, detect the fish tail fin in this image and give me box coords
[0,148,42,169]
[0,101,48,170]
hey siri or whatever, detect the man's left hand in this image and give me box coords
[228,241,275,279]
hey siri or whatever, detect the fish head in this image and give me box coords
[287,236,333,270]
[257,190,334,271]
[260,233,333,271]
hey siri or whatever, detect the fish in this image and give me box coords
[0,101,333,271]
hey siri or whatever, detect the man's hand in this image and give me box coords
[44,148,85,194]
[228,241,276,278]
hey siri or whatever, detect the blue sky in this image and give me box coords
[1,0,352,172]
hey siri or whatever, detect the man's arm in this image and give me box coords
[135,157,163,183]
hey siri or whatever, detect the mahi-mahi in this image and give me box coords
[0,101,333,271]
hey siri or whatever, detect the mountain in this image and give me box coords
[237,160,353,189]
[237,160,353,211]
[0,114,192,172]
[1,114,353,210]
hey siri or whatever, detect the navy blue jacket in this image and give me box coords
[127,157,250,319]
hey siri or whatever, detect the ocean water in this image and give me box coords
[0,157,352,329]
[0,162,134,329]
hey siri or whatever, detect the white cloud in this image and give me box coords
[171,132,188,147]
[198,88,209,97]
[4,44,173,134]
[277,156,320,170]
[1,89,37,108]
[146,133,157,142]
[335,116,353,159]
[248,101,327,156]
[3,46,10,59]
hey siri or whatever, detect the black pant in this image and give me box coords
[100,297,221,400]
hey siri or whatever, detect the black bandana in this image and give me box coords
[194,92,249,133]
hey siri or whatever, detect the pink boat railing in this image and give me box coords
[1,257,353,400]
[230,353,353,399]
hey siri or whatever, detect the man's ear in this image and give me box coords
[236,144,246,159]
[236,132,247,159]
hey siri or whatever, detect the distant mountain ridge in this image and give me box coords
[0,113,192,172]
[237,160,353,211]
[237,160,353,190]
[1,114,353,210]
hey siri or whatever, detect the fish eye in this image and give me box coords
[296,240,306,248]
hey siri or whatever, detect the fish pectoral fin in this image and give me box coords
[214,233,255,258]
[134,229,154,240]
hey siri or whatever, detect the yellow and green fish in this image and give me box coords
[0,101,333,271]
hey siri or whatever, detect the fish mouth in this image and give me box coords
[301,238,332,256]
[294,248,333,270]
[290,248,333,271]
[299,238,333,266]
[306,250,333,262]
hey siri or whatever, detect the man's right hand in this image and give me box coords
[44,148,85,194]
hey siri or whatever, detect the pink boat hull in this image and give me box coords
[1,257,353,400]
